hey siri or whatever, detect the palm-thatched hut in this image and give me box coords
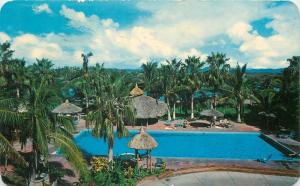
[200,109,224,118]
[130,84,144,97]
[52,100,82,114]
[130,85,168,126]
[128,127,158,170]
[200,109,224,127]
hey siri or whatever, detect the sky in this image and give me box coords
[0,0,299,69]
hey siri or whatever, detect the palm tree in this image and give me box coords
[0,98,28,175]
[224,63,250,122]
[89,73,134,161]
[0,82,89,183]
[9,59,30,99]
[81,52,93,109]
[31,58,55,85]
[279,56,299,130]
[160,58,182,120]
[0,132,28,184]
[252,78,285,130]
[182,56,205,119]
[206,52,230,109]
[141,61,158,97]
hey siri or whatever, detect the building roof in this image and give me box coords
[132,95,168,118]
[130,84,144,97]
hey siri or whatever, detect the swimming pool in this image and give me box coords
[74,130,289,160]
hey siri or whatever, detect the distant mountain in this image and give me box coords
[108,67,284,74]
[245,68,283,74]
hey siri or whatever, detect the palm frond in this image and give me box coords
[48,132,89,177]
[0,132,28,167]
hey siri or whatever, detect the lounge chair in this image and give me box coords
[175,122,183,128]
[257,154,272,163]
[155,158,165,168]
[164,120,172,126]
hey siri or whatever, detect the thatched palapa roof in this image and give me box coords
[132,95,168,118]
[52,100,82,114]
[130,84,144,97]
[128,127,158,150]
[200,109,224,118]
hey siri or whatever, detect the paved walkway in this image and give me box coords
[138,171,299,186]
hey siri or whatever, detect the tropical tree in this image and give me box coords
[141,61,158,97]
[182,56,205,119]
[30,58,55,85]
[88,73,135,161]
[9,59,30,99]
[224,63,250,122]
[252,78,285,130]
[0,81,89,183]
[279,56,299,130]
[81,52,93,109]
[206,52,230,109]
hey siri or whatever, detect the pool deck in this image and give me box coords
[43,119,298,185]
[137,171,299,186]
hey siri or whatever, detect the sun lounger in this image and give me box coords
[257,154,272,163]
[164,120,172,126]
[175,122,183,127]
[155,158,165,168]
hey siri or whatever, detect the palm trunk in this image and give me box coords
[167,97,171,121]
[191,95,194,119]
[237,104,241,123]
[173,103,176,120]
[30,150,38,186]
[16,87,20,99]
[85,94,89,109]
[108,146,113,162]
[213,90,217,109]
[4,155,7,174]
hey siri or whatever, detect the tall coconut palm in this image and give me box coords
[81,52,93,109]
[182,56,205,119]
[31,58,55,85]
[160,58,182,120]
[89,74,134,162]
[0,98,28,176]
[224,63,250,122]
[206,52,230,109]
[141,61,158,97]
[0,82,89,183]
[9,59,30,99]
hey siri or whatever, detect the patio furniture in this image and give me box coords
[257,154,272,163]
[175,122,184,128]
[164,120,172,126]
[128,127,158,171]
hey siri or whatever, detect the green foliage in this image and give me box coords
[90,159,165,186]
[91,156,109,173]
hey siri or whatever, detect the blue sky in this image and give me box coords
[0,0,299,68]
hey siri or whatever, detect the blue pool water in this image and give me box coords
[75,130,288,160]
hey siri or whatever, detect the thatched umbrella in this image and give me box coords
[132,95,168,119]
[200,109,224,118]
[52,100,82,114]
[130,84,167,126]
[128,127,158,170]
[200,109,224,127]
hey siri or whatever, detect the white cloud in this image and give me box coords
[0,0,11,11]
[2,2,300,68]
[33,3,52,14]
[0,32,10,42]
